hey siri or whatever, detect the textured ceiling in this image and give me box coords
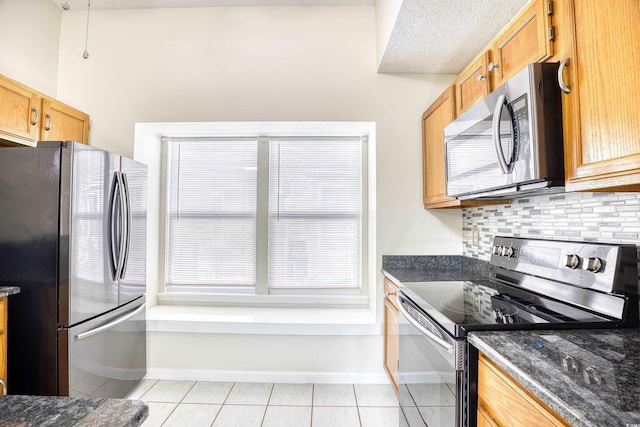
[378,0,530,73]
[49,0,529,74]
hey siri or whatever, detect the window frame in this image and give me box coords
[158,128,370,303]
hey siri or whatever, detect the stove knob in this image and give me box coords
[503,314,514,324]
[501,246,514,258]
[562,355,578,372]
[494,308,504,322]
[583,366,602,386]
[564,254,581,269]
[584,257,603,273]
[493,245,503,256]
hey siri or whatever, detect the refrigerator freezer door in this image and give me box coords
[118,157,148,305]
[59,296,146,397]
[65,143,121,326]
[0,144,61,396]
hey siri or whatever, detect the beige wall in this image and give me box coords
[0,0,61,96]
[1,4,462,379]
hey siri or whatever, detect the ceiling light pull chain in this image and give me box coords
[83,0,91,59]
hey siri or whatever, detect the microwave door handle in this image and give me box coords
[492,94,512,174]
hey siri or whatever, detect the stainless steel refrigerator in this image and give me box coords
[0,141,147,398]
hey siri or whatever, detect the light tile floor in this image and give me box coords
[127,380,455,427]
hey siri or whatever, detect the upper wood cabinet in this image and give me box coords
[478,352,570,427]
[0,74,90,146]
[0,76,40,145]
[558,0,640,192]
[383,278,399,395]
[455,52,490,117]
[456,0,554,115]
[423,86,460,208]
[489,0,553,89]
[41,97,90,145]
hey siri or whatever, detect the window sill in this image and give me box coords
[146,304,380,336]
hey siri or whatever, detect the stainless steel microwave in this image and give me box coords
[444,63,564,199]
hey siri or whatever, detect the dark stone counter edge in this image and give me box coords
[381,255,494,285]
[468,333,588,427]
[0,395,148,427]
[0,286,20,297]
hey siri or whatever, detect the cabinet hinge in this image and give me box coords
[548,26,556,41]
[546,0,554,16]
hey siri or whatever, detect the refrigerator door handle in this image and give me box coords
[109,172,121,281]
[115,171,128,281]
[119,173,132,280]
[74,302,146,341]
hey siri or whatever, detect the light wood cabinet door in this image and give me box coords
[383,278,399,395]
[423,86,460,208]
[41,97,90,145]
[489,0,553,88]
[383,296,399,395]
[0,296,7,392]
[561,0,640,191]
[477,353,570,427]
[0,75,40,146]
[454,52,490,116]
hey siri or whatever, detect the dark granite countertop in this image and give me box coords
[381,255,494,285]
[469,329,640,427]
[0,395,148,427]
[0,286,20,297]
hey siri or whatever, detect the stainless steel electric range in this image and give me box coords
[396,236,639,427]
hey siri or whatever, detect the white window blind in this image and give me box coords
[268,138,362,289]
[166,139,258,287]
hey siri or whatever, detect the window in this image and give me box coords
[163,134,365,296]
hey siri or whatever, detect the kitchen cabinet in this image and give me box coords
[0,75,40,145]
[383,278,399,395]
[0,74,90,146]
[41,97,90,145]
[1,296,7,393]
[558,0,640,192]
[423,86,461,208]
[455,53,490,117]
[477,352,570,427]
[455,0,554,115]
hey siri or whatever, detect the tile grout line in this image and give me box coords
[259,383,275,427]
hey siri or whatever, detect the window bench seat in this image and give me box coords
[146,305,380,336]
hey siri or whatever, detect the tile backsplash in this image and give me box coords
[462,192,640,261]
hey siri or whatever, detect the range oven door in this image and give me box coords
[397,292,465,427]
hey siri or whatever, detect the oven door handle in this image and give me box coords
[396,294,455,355]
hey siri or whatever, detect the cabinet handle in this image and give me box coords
[0,378,6,395]
[386,291,396,297]
[488,62,499,72]
[477,73,487,82]
[558,58,571,93]
[31,107,39,126]
[45,114,52,131]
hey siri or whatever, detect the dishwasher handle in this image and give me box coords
[74,303,146,341]
[396,293,455,355]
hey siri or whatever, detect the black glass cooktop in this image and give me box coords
[400,280,614,338]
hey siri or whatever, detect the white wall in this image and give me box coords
[0,0,61,96]
[375,0,403,68]
[53,5,462,380]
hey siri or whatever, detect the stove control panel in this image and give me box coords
[490,236,639,296]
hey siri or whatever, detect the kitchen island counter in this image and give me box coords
[469,329,640,427]
[0,395,148,427]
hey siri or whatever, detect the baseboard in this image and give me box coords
[145,368,391,384]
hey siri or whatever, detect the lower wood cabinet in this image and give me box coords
[383,278,399,395]
[0,296,7,393]
[0,74,90,146]
[477,352,570,427]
